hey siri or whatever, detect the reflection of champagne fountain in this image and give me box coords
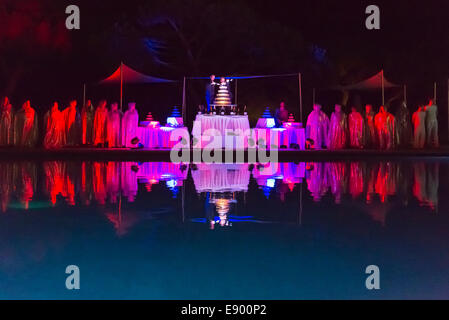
[215,198,230,215]
[209,192,236,227]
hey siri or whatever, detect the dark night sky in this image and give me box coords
[2,0,449,130]
[4,0,449,83]
[67,0,449,86]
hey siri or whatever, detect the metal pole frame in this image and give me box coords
[381,69,385,106]
[299,73,303,123]
[182,76,186,123]
[120,62,124,111]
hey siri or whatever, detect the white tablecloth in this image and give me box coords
[192,115,250,149]
[191,163,250,193]
[192,115,249,135]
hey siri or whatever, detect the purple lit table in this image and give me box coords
[137,126,190,148]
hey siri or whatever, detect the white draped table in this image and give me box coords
[192,114,251,149]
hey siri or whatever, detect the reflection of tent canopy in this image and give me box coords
[93,62,175,110]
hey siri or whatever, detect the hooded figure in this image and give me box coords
[81,100,95,145]
[14,100,38,147]
[43,102,66,149]
[374,106,395,150]
[63,99,81,146]
[412,105,426,149]
[0,97,14,146]
[425,100,439,148]
[305,104,329,149]
[93,100,108,147]
[107,102,122,148]
[395,101,412,148]
[328,104,348,150]
[348,106,364,148]
[122,102,139,148]
[363,105,377,148]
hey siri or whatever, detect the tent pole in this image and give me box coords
[299,73,303,123]
[182,76,186,123]
[434,81,437,103]
[381,69,385,106]
[182,184,185,223]
[299,182,303,225]
[83,83,86,108]
[403,85,407,105]
[120,62,124,111]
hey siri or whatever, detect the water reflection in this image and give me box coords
[304,161,439,209]
[0,160,446,299]
[0,160,440,216]
[0,161,188,210]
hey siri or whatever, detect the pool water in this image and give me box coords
[0,160,448,299]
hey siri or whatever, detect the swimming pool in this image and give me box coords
[0,160,447,299]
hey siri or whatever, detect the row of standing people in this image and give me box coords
[306,100,439,150]
[0,97,140,148]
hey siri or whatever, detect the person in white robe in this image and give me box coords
[412,105,426,149]
[122,102,139,148]
[107,102,122,148]
[349,106,364,148]
[328,104,348,150]
[14,100,38,147]
[43,102,65,149]
[64,99,81,146]
[425,99,438,148]
[306,104,329,149]
[0,98,14,146]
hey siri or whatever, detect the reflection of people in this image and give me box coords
[14,100,38,147]
[122,102,139,148]
[93,100,108,147]
[425,99,439,148]
[328,104,347,150]
[274,102,289,127]
[306,162,329,201]
[412,105,426,149]
[306,104,329,149]
[349,106,363,148]
[205,74,217,112]
[395,101,412,148]
[326,162,347,204]
[374,106,395,150]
